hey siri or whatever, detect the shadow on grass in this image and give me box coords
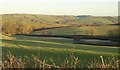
[13,35,73,44]
[2,39,119,54]
[2,46,118,67]
[2,39,73,49]
[13,34,119,46]
[77,39,119,46]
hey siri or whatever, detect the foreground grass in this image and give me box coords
[2,51,120,69]
[2,35,119,67]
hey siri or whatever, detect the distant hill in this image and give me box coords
[75,15,118,25]
[2,14,118,25]
[1,14,118,34]
[2,14,75,25]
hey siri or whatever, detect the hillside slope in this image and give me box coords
[1,14,118,34]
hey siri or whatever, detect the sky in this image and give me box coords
[0,0,119,16]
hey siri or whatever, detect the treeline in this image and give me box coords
[2,23,55,34]
[2,23,33,34]
[2,22,67,35]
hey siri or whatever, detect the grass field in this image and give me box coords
[32,25,119,36]
[2,34,119,67]
[1,14,119,68]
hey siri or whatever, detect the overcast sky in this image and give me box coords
[0,0,119,16]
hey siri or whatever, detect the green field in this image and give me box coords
[32,25,119,36]
[1,14,119,68]
[1,34,119,67]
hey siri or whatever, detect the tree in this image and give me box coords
[2,23,17,34]
[17,23,33,34]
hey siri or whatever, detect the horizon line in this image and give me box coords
[0,13,118,17]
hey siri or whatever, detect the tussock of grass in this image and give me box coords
[3,51,80,68]
[2,51,120,69]
[88,56,120,68]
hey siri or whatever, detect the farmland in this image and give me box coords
[1,14,119,68]
[2,33,119,67]
[32,25,118,36]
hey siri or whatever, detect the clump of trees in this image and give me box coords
[2,22,58,35]
[2,22,33,34]
[16,23,33,34]
[2,23,17,34]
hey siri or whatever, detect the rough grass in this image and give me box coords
[2,35,119,67]
[2,51,120,68]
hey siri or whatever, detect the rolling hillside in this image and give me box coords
[1,14,119,68]
[1,14,118,35]
[2,14,117,25]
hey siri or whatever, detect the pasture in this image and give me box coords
[1,14,119,68]
[2,33,119,67]
[32,25,119,36]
